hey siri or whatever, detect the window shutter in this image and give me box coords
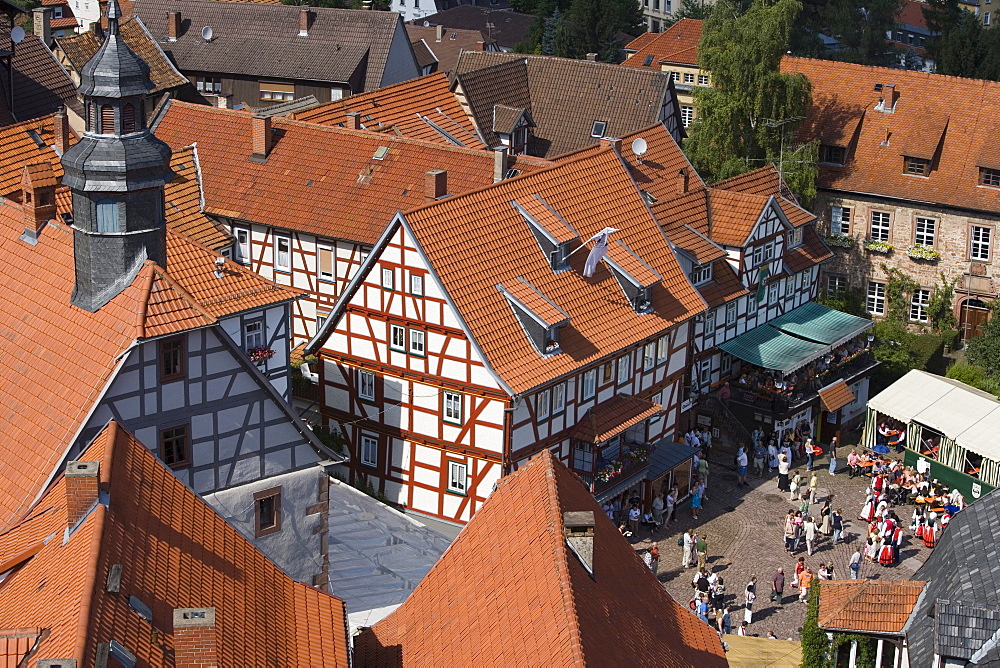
[101,105,115,134]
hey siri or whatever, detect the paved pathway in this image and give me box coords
[630,452,930,640]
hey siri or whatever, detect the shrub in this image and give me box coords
[946,360,1000,397]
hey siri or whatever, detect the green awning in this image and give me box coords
[768,301,872,346]
[719,323,829,374]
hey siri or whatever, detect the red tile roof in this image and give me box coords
[355,449,727,666]
[0,114,71,197]
[624,31,659,53]
[0,628,42,666]
[573,394,662,442]
[622,19,703,69]
[0,200,297,529]
[291,72,485,150]
[699,261,749,308]
[2,34,84,122]
[818,378,856,412]
[818,580,925,634]
[405,24,495,76]
[370,147,707,394]
[784,224,833,273]
[0,421,350,665]
[154,101,551,243]
[897,0,930,29]
[782,56,1000,215]
[165,145,233,252]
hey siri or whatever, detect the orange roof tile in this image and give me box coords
[291,72,486,150]
[624,31,659,53]
[0,628,42,666]
[782,57,1000,216]
[374,147,707,394]
[355,449,727,666]
[574,394,662,442]
[154,101,552,244]
[818,378,856,412]
[0,421,350,665]
[0,115,72,197]
[818,580,925,634]
[699,261,749,308]
[784,224,833,273]
[0,201,296,529]
[667,225,727,263]
[622,19,703,69]
[164,145,233,252]
[500,277,568,327]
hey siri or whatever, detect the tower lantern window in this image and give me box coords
[100,105,115,134]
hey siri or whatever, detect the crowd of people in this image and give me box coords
[731,340,870,401]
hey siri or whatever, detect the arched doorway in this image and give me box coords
[960,298,990,340]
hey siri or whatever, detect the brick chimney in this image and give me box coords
[32,7,51,47]
[298,6,310,37]
[167,10,181,41]
[65,461,99,529]
[677,167,689,195]
[493,146,509,182]
[345,111,362,130]
[435,24,444,41]
[601,137,621,154]
[53,106,69,155]
[173,608,218,668]
[250,114,272,161]
[21,163,57,238]
[425,169,447,201]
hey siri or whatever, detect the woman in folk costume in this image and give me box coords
[875,497,889,521]
[910,506,924,532]
[922,513,938,548]
[878,534,896,565]
[871,473,886,496]
[881,515,895,539]
[914,518,926,540]
[859,493,876,522]
[892,525,905,561]
[865,533,880,562]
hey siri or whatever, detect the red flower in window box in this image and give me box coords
[248,346,275,364]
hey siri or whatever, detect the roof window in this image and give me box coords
[498,277,569,355]
[513,195,580,272]
[372,146,389,160]
[590,121,607,138]
[643,54,654,66]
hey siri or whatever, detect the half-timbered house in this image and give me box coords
[306,143,706,525]
[153,100,553,345]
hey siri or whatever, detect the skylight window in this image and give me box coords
[372,146,389,160]
[643,54,654,66]
[590,121,607,138]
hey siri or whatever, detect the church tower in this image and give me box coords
[62,0,173,312]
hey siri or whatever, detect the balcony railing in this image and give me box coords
[591,442,652,494]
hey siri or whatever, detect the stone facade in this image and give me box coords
[815,190,1000,326]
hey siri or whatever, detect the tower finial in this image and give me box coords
[106,0,122,34]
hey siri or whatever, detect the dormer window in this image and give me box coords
[905,156,929,176]
[819,144,846,166]
[550,241,571,271]
[602,240,661,314]
[634,286,652,313]
[980,167,1000,187]
[498,278,569,356]
[590,121,607,138]
[691,262,712,285]
[513,196,580,273]
[787,228,803,248]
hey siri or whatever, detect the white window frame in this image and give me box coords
[699,359,711,385]
[910,288,930,322]
[683,72,695,83]
[590,120,607,138]
[726,302,737,325]
[408,329,425,356]
[643,342,656,370]
[536,389,550,419]
[390,324,406,351]
[827,275,846,297]
[870,211,891,241]
[234,227,250,264]
[360,433,378,467]
[317,244,335,282]
[867,281,886,315]
[972,225,993,261]
[680,106,694,128]
[582,368,597,400]
[551,383,566,414]
[656,335,668,364]
[914,217,936,247]
[697,74,709,85]
[447,460,468,494]
[409,273,424,296]
[691,263,713,285]
[273,234,291,272]
[768,283,778,304]
[358,370,375,401]
[831,206,851,235]
[617,354,631,384]
[788,227,803,247]
[381,267,395,290]
[443,391,463,424]
[244,320,264,350]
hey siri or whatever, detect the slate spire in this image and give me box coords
[62,0,173,312]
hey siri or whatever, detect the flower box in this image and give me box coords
[248,346,276,365]
[906,244,941,261]
[826,233,855,248]
[863,239,894,254]
[544,341,559,353]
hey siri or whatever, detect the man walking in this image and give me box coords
[804,514,818,556]
[798,567,814,602]
[850,548,862,579]
[771,568,785,607]
[832,508,844,545]
[828,437,838,475]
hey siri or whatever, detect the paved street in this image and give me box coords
[631,450,931,640]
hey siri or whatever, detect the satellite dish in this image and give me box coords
[631,136,648,157]
[201,25,214,41]
[10,26,24,44]
[422,20,430,26]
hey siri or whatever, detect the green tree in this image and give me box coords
[663,0,714,27]
[800,583,830,667]
[927,273,958,333]
[966,303,1000,378]
[684,0,817,202]
[559,0,643,62]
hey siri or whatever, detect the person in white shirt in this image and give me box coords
[736,447,749,486]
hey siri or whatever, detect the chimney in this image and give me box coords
[54,106,69,155]
[563,511,595,575]
[299,6,310,37]
[33,7,51,48]
[167,10,181,41]
[436,24,444,41]
[677,167,689,195]
[345,111,362,130]
[251,114,272,161]
[21,163,58,239]
[601,137,621,154]
[585,52,597,62]
[885,83,898,111]
[173,608,218,668]
[493,146,509,182]
[65,461,99,529]
[425,169,447,201]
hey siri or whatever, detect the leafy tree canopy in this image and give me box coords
[683,0,817,202]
